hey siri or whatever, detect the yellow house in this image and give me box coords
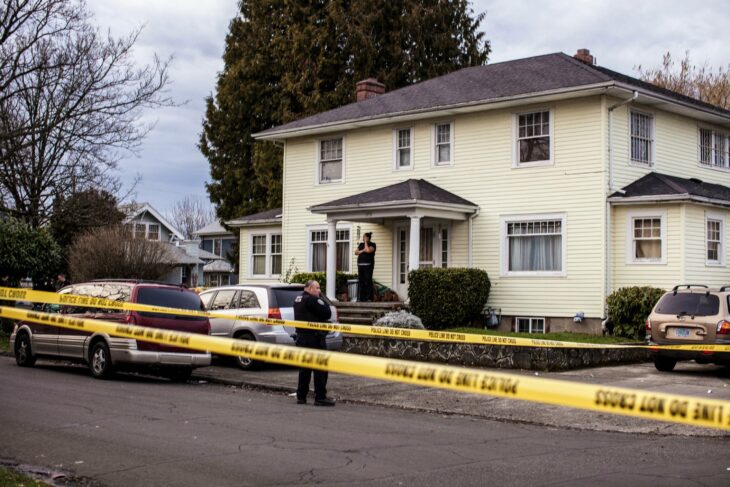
[229,49,730,334]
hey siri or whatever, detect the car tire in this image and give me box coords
[14,332,36,367]
[89,340,115,379]
[232,332,260,371]
[166,367,193,383]
[654,356,677,372]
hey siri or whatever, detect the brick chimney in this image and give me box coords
[574,48,595,65]
[355,78,385,102]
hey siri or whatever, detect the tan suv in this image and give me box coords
[11,280,211,381]
[646,284,730,372]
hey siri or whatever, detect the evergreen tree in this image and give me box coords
[200,0,490,220]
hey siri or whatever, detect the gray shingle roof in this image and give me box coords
[611,172,730,203]
[256,52,730,138]
[194,220,231,237]
[226,208,282,226]
[310,179,477,211]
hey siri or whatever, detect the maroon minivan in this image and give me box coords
[10,280,211,381]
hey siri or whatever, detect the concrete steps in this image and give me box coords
[335,301,407,326]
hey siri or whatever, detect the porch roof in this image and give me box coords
[609,172,730,208]
[309,179,479,221]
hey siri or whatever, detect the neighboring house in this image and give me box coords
[238,49,730,334]
[122,203,185,243]
[193,221,238,286]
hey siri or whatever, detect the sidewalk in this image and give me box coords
[192,360,730,438]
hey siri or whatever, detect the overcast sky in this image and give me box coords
[88,0,730,219]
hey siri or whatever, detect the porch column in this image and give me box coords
[408,216,421,273]
[326,220,337,300]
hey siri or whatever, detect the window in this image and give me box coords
[699,128,730,169]
[433,122,453,165]
[239,290,260,309]
[441,228,449,268]
[419,227,434,268]
[516,110,551,164]
[517,317,545,334]
[308,228,350,272]
[209,290,237,311]
[147,224,160,241]
[630,110,654,165]
[271,234,282,275]
[213,238,223,257]
[394,128,413,169]
[318,137,343,183]
[706,215,723,265]
[502,216,565,275]
[251,235,267,275]
[134,223,146,239]
[627,211,666,264]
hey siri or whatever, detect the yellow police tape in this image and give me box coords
[2,286,729,352]
[3,305,730,431]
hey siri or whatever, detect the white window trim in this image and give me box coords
[393,127,415,171]
[431,121,454,167]
[512,108,554,168]
[305,224,352,273]
[315,136,346,185]
[499,212,567,277]
[516,317,546,334]
[625,209,667,265]
[697,125,730,172]
[705,212,725,267]
[628,108,655,167]
[248,232,282,278]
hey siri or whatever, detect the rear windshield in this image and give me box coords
[272,288,332,308]
[136,287,206,320]
[655,292,720,316]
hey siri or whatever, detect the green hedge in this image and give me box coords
[606,286,665,340]
[289,272,358,295]
[408,267,490,330]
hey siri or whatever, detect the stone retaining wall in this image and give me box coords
[342,336,651,371]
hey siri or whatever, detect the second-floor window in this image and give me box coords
[516,110,551,165]
[134,223,146,239]
[213,238,222,257]
[699,128,730,169]
[319,137,343,183]
[394,128,413,169]
[147,224,160,240]
[630,110,654,165]
[433,122,453,165]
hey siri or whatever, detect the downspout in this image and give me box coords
[467,207,480,267]
[603,91,638,332]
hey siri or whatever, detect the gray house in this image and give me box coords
[194,220,238,286]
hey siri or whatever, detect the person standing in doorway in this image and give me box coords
[354,232,376,301]
[293,280,335,406]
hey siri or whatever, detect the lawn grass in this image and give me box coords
[0,466,48,487]
[445,327,635,344]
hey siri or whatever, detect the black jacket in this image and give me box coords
[293,291,332,336]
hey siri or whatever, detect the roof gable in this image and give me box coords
[122,203,185,241]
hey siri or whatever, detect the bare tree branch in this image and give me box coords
[167,195,216,240]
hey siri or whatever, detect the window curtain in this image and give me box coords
[509,235,561,271]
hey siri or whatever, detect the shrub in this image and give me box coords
[606,286,665,340]
[408,267,490,330]
[289,271,357,295]
[374,310,425,329]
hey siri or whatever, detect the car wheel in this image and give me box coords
[654,356,677,372]
[166,367,193,383]
[89,341,115,379]
[232,332,260,371]
[14,332,36,367]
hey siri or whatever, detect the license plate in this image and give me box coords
[666,327,700,340]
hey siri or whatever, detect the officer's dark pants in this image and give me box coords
[358,263,374,301]
[296,333,328,401]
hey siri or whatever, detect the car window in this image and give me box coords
[64,283,131,314]
[271,287,332,307]
[136,287,206,320]
[209,290,237,310]
[239,290,260,309]
[655,292,720,316]
[199,292,215,309]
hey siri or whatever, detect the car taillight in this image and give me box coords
[125,312,136,325]
[717,320,730,335]
[268,308,282,319]
[645,318,651,333]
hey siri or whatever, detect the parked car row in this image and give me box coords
[9,280,341,381]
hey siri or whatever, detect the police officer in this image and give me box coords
[293,280,335,406]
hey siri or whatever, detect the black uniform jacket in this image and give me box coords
[293,291,332,336]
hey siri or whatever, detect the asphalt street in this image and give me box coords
[1,357,729,486]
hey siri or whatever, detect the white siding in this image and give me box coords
[238,225,283,284]
[683,204,730,286]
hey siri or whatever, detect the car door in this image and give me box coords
[207,289,239,338]
[27,299,61,356]
[57,284,98,359]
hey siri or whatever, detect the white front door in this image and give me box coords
[393,222,449,299]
